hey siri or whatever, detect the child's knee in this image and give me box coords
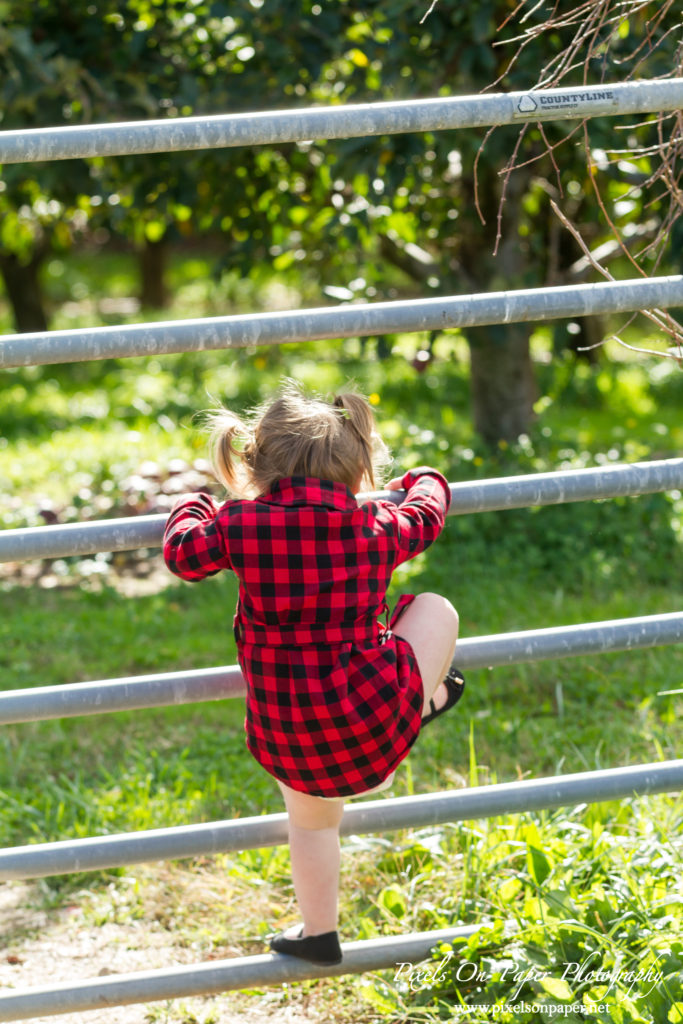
[289,804,344,831]
[419,592,459,634]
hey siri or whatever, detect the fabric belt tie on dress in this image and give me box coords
[234,617,384,646]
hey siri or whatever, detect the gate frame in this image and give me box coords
[1,76,682,1019]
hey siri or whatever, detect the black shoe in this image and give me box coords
[269,926,343,966]
[421,665,465,727]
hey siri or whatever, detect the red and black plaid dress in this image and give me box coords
[163,467,450,798]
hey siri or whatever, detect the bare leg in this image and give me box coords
[391,592,459,716]
[277,781,345,936]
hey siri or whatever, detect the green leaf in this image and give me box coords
[288,205,309,226]
[144,220,166,243]
[527,844,552,886]
[378,884,407,919]
[468,720,478,787]
[498,877,522,903]
[272,251,295,271]
[540,976,574,1002]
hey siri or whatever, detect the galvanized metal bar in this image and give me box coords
[1,612,681,725]
[1,275,682,368]
[0,761,680,882]
[0,926,479,1021]
[445,457,683,515]
[455,611,683,666]
[0,514,165,564]
[0,516,163,565]
[1,78,682,164]
[1,457,682,564]
[0,665,245,724]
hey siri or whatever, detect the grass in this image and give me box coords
[0,248,682,1022]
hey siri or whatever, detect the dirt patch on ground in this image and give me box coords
[0,877,363,1024]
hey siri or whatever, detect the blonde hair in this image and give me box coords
[204,379,391,498]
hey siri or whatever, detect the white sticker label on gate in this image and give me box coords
[513,90,618,117]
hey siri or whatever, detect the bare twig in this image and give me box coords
[420,0,439,24]
[578,332,683,363]
[550,198,683,356]
[493,122,529,255]
[473,126,497,225]
[481,0,683,365]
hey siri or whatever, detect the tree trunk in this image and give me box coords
[467,322,537,445]
[139,238,169,309]
[448,148,541,446]
[0,251,49,333]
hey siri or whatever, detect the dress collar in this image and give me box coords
[259,476,358,512]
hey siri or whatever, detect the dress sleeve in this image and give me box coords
[377,466,451,565]
[162,492,232,581]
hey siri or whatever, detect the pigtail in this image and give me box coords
[333,392,390,490]
[203,407,254,496]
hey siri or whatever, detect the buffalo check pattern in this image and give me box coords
[163,468,451,798]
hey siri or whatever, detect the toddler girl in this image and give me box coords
[163,380,464,967]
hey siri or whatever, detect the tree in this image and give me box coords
[0,1,246,323]
[2,1,680,439]
[0,15,94,330]
[0,1,379,323]
[210,0,683,441]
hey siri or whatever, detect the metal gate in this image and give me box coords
[1,78,682,1020]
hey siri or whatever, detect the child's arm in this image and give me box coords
[379,467,451,562]
[163,492,232,581]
